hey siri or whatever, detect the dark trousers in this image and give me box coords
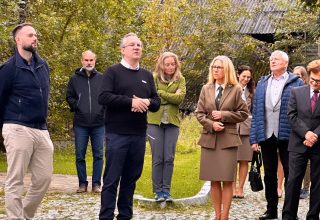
[260,134,289,213]
[99,133,146,220]
[282,149,320,220]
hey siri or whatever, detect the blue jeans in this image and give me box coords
[99,133,146,220]
[74,125,104,187]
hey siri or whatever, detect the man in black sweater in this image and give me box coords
[98,33,160,219]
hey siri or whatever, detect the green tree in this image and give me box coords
[0,0,146,140]
[26,0,145,139]
[299,0,320,8]
[0,0,20,152]
[1,0,318,141]
[0,1,17,63]
[140,0,188,68]
[273,0,319,65]
[140,0,263,109]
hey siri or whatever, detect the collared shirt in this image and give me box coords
[268,71,289,106]
[22,56,35,73]
[241,86,247,101]
[310,87,319,99]
[215,83,225,99]
[120,58,139,70]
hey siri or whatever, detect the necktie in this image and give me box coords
[215,86,223,110]
[241,88,246,101]
[311,90,319,113]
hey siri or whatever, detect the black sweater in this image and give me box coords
[99,63,160,136]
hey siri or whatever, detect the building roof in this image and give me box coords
[235,0,295,42]
[180,0,297,112]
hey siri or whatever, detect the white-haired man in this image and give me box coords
[250,50,304,219]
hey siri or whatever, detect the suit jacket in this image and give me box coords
[288,85,320,154]
[195,83,249,149]
[237,88,253,135]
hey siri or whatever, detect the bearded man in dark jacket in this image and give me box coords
[0,23,53,219]
[66,50,105,193]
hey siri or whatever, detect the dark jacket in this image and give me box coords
[0,50,50,130]
[288,85,320,154]
[66,68,104,127]
[250,72,304,145]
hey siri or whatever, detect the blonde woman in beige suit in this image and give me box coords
[195,55,248,220]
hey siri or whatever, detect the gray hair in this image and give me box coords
[81,50,96,59]
[120,32,142,48]
[270,50,289,63]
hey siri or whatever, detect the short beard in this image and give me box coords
[23,45,36,53]
[84,66,94,72]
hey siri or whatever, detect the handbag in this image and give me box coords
[249,150,264,192]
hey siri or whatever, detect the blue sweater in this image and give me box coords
[250,73,304,144]
[0,51,50,129]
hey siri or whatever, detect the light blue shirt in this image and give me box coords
[267,71,289,106]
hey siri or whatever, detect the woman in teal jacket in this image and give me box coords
[147,52,186,202]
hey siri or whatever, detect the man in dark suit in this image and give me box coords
[282,59,320,220]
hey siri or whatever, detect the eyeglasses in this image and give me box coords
[310,77,320,85]
[212,65,224,70]
[122,43,142,48]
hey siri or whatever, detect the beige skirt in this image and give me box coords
[200,146,237,181]
[237,135,253,161]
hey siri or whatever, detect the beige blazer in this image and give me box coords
[238,88,253,135]
[195,83,249,149]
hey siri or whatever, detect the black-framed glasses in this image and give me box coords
[310,77,320,84]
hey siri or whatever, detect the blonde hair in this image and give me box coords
[293,66,308,84]
[207,55,238,85]
[155,52,182,83]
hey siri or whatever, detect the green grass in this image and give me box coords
[0,145,94,175]
[0,115,204,198]
[53,146,89,175]
[136,115,204,198]
[0,153,6,173]
[136,146,202,198]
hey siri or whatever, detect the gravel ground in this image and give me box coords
[0,180,311,220]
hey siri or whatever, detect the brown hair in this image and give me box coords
[237,65,255,94]
[307,60,320,75]
[12,23,34,40]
